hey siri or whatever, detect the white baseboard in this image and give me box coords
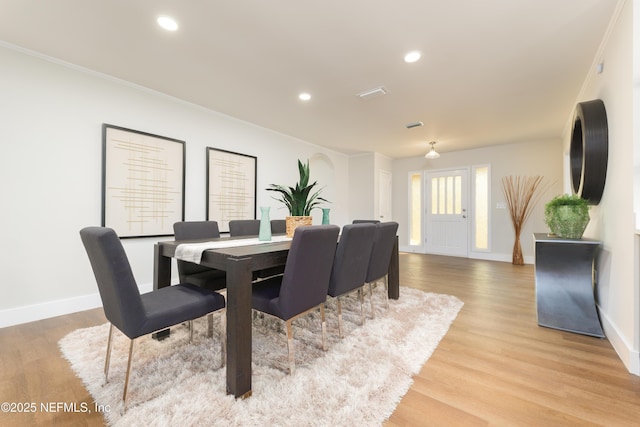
[0,282,154,328]
[398,247,534,264]
[469,251,534,264]
[598,305,640,375]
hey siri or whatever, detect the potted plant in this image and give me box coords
[544,194,590,239]
[267,159,328,237]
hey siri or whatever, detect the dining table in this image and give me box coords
[152,233,400,398]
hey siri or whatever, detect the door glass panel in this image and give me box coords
[438,177,446,214]
[431,178,438,214]
[455,176,462,214]
[446,177,453,214]
[410,173,421,245]
[474,166,489,250]
[433,175,463,216]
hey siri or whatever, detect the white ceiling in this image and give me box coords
[0,0,619,158]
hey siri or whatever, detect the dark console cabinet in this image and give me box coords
[533,233,604,338]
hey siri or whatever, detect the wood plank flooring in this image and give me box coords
[0,308,107,426]
[1,253,638,426]
[385,254,640,426]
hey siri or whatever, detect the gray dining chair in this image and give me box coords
[79,227,226,409]
[365,221,399,317]
[229,219,285,279]
[228,219,260,236]
[352,219,381,224]
[251,225,339,373]
[271,219,287,235]
[327,223,376,338]
[174,221,226,291]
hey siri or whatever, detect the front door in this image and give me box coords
[425,169,469,257]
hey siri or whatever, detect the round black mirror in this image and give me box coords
[570,99,608,205]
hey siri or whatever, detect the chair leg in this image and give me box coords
[368,282,375,318]
[320,305,327,351]
[207,313,214,338]
[358,288,366,325]
[286,320,295,374]
[336,297,344,339]
[103,323,114,386]
[188,320,194,343]
[384,274,389,309]
[122,339,135,409]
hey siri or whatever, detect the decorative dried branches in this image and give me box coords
[501,176,546,265]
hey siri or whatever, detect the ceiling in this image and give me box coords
[0,0,619,158]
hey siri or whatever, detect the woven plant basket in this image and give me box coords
[285,216,312,237]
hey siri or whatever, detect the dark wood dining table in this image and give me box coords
[153,234,399,398]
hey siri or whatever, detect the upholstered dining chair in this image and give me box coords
[270,219,287,235]
[352,219,381,224]
[327,223,376,338]
[251,224,340,374]
[79,227,226,409]
[173,221,226,291]
[364,221,399,318]
[228,219,260,236]
[229,219,285,279]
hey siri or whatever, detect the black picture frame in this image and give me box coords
[206,147,257,233]
[102,124,185,238]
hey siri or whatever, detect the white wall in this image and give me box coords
[0,44,349,326]
[565,0,639,374]
[348,154,375,221]
[392,139,563,262]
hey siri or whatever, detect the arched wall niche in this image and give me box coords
[309,153,335,210]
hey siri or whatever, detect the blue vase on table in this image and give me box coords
[259,206,272,241]
[321,208,331,225]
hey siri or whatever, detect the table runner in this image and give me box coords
[175,235,292,264]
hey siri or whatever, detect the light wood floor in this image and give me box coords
[386,254,640,426]
[1,253,639,426]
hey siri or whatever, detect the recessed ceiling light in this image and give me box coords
[298,93,311,101]
[157,16,178,31]
[404,51,421,63]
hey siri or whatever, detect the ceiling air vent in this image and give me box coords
[357,86,387,100]
[405,121,424,129]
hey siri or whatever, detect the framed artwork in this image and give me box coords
[102,124,185,238]
[206,147,257,232]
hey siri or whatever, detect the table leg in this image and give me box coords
[153,243,172,340]
[153,243,172,290]
[387,236,400,300]
[225,256,253,398]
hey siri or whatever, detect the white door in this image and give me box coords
[425,169,469,257]
[378,170,392,221]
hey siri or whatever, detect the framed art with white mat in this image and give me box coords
[102,124,185,238]
[206,147,257,233]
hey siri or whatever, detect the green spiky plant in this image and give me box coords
[267,159,328,216]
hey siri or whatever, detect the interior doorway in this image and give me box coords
[378,169,392,221]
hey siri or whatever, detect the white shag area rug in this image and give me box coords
[59,287,463,426]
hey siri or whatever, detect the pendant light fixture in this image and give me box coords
[425,141,440,159]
